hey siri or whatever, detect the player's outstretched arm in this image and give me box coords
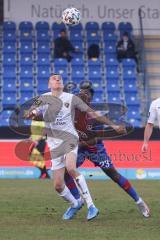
[142,123,154,152]
[73,95,126,134]
[87,109,127,134]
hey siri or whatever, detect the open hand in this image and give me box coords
[112,125,127,134]
[141,142,148,153]
[23,110,36,120]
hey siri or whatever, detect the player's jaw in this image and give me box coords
[79,89,93,103]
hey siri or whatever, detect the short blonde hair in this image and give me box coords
[48,74,62,82]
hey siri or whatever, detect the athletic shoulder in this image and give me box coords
[151,98,160,106]
[62,92,74,98]
[41,92,52,96]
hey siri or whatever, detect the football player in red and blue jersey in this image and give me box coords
[64,86,150,218]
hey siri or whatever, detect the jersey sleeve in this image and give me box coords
[31,97,48,116]
[148,101,157,124]
[35,105,46,115]
[72,95,89,112]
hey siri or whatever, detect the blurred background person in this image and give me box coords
[29,120,50,179]
[54,29,75,62]
[87,44,100,60]
[116,32,138,65]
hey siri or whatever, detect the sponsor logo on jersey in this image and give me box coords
[70,144,75,149]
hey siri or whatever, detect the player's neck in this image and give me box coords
[51,89,63,97]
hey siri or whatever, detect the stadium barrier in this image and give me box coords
[0,140,160,179]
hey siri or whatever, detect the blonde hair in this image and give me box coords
[48,74,62,82]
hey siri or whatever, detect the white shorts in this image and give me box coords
[51,146,78,170]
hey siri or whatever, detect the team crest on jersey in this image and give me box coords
[70,144,75,150]
[33,97,42,107]
[64,102,70,108]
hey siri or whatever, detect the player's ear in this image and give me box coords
[48,78,51,88]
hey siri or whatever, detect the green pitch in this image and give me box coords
[0,179,159,240]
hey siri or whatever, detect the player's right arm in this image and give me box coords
[23,95,47,120]
[24,109,43,121]
[142,101,156,152]
[142,123,154,152]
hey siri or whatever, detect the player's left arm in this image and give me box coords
[87,110,126,134]
[73,95,126,134]
[79,138,97,148]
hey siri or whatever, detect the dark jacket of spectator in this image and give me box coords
[54,29,75,62]
[87,44,100,59]
[116,32,137,63]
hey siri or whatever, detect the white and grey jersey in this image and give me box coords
[148,98,160,127]
[36,92,89,146]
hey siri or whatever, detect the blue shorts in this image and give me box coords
[77,142,113,169]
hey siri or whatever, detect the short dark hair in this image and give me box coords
[60,29,66,33]
[123,32,129,37]
[80,85,94,97]
[88,88,94,97]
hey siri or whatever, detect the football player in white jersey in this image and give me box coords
[25,74,125,220]
[142,98,160,152]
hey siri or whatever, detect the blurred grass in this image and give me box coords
[0,179,159,240]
